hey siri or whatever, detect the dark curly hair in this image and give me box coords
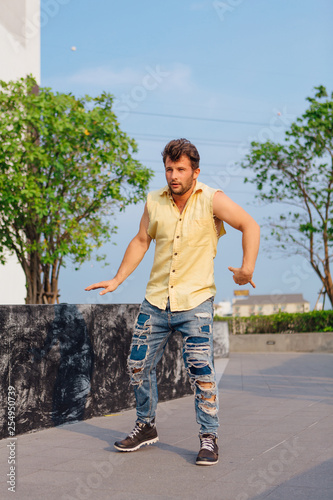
[161,138,200,171]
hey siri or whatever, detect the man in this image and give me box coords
[85,138,260,466]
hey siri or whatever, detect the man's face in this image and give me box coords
[165,155,200,196]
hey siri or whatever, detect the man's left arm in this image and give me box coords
[213,191,260,288]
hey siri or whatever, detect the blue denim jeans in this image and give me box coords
[127,297,219,436]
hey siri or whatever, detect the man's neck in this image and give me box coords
[171,181,197,213]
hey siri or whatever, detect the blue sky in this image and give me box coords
[41,0,333,308]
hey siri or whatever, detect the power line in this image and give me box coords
[127,110,279,127]
[130,133,243,146]
[131,134,248,149]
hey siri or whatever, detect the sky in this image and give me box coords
[40,0,333,309]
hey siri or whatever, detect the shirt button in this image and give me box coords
[174,253,178,256]
[176,236,179,238]
[172,270,175,272]
[179,218,182,221]
[170,285,174,288]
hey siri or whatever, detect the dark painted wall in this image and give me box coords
[0,304,193,439]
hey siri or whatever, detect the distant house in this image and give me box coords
[232,294,310,317]
[214,300,232,317]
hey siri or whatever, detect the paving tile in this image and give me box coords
[97,493,173,500]
[2,481,62,500]
[258,485,333,500]
[1,353,332,500]
[16,469,90,486]
[307,446,333,464]
[285,459,333,489]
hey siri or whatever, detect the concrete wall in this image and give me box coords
[0,304,229,439]
[213,321,229,358]
[229,332,333,353]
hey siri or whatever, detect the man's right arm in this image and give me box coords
[85,203,151,295]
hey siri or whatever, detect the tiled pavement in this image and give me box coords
[1,352,332,500]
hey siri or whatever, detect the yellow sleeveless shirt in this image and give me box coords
[145,181,225,311]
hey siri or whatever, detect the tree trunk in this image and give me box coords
[24,253,60,304]
[324,274,333,309]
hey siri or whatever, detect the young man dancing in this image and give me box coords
[85,138,260,465]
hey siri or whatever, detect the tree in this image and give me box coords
[0,76,153,304]
[241,86,333,308]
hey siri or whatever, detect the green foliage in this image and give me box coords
[0,75,153,302]
[214,311,333,333]
[240,85,333,307]
[213,314,228,321]
[0,75,153,265]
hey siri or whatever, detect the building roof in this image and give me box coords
[233,294,309,306]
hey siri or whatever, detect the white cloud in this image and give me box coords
[68,66,143,87]
[64,63,194,95]
[159,64,193,92]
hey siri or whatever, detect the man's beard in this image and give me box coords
[168,177,194,196]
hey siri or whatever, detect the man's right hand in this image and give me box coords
[85,278,119,295]
[84,204,151,297]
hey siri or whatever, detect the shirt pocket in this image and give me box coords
[187,219,213,247]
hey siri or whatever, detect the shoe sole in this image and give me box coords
[114,437,159,452]
[196,459,219,466]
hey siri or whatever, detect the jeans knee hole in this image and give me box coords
[129,344,148,362]
[137,313,150,328]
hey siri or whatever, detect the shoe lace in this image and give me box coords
[128,423,142,439]
[200,435,215,452]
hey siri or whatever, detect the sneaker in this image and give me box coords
[114,420,159,452]
[196,433,219,466]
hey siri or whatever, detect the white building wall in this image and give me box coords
[0,0,40,82]
[214,301,232,317]
[0,0,40,303]
[233,301,310,317]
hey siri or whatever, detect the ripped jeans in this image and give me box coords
[127,297,219,436]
